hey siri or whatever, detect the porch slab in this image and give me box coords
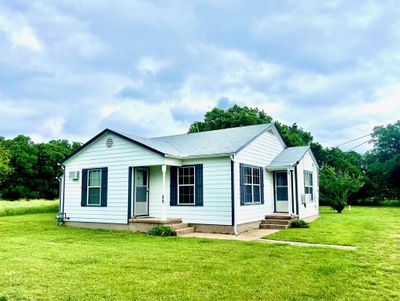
[179,228,280,241]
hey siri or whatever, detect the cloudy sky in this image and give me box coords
[1,0,399,152]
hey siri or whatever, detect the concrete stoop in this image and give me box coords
[259,214,298,230]
[128,217,194,236]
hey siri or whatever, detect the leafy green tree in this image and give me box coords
[188,105,273,133]
[365,121,400,199]
[320,165,364,213]
[0,136,81,200]
[0,141,13,184]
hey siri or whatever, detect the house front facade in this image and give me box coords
[60,124,319,234]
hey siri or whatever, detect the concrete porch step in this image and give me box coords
[171,223,189,230]
[259,224,288,230]
[175,227,195,236]
[265,214,298,220]
[262,219,292,225]
[129,217,182,224]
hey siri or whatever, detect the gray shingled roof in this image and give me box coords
[267,146,310,169]
[121,123,274,158]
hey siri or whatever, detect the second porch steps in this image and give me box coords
[259,214,298,230]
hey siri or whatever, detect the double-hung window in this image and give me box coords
[178,166,195,205]
[244,166,261,204]
[88,169,101,206]
[304,171,313,201]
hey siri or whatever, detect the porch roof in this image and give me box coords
[267,146,310,170]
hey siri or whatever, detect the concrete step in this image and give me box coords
[259,223,288,230]
[171,223,189,230]
[175,227,195,236]
[265,214,297,220]
[129,217,182,224]
[262,219,292,225]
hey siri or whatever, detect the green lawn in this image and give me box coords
[0,199,58,217]
[0,207,399,300]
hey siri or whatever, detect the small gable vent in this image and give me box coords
[106,137,113,148]
[267,129,275,136]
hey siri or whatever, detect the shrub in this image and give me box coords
[290,219,310,228]
[148,225,176,236]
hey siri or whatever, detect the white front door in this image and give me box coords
[134,168,149,216]
[275,171,289,213]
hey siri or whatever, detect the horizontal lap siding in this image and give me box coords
[64,133,164,224]
[297,151,319,219]
[235,130,285,224]
[149,157,232,225]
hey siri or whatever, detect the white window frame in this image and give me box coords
[244,166,261,205]
[87,169,102,206]
[304,170,313,201]
[177,166,196,205]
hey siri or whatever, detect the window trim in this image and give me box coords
[87,169,102,206]
[243,165,262,205]
[177,166,196,206]
[304,170,314,201]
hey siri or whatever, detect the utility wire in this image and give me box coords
[336,134,372,147]
[348,139,373,151]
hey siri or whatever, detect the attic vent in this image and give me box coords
[267,129,275,135]
[106,137,113,148]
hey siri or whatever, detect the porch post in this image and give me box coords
[287,169,293,215]
[161,164,167,221]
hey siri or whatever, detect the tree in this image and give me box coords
[320,165,364,213]
[0,142,13,184]
[365,121,400,199]
[188,105,273,133]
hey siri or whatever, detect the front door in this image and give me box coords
[275,171,289,213]
[134,167,149,216]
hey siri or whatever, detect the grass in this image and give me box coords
[0,207,399,300]
[0,199,58,217]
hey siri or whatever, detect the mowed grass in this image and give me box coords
[0,199,58,217]
[0,207,399,300]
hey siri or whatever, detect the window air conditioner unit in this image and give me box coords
[301,194,312,203]
[69,171,80,180]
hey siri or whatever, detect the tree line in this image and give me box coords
[0,137,81,200]
[1,105,399,212]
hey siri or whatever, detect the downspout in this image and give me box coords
[294,163,299,216]
[230,153,238,235]
[57,163,66,215]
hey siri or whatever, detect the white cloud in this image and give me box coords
[136,56,170,76]
[0,11,43,52]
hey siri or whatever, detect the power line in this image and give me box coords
[348,139,373,151]
[336,134,372,147]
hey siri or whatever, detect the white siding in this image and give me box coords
[234,129,285,224]
[148,157,232,225]
[63,133,166,224]
[296,151,319,219]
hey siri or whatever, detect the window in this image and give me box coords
[88,169,101,205]
[178,166,195,205]
[244,166,261,204]
[304,171,313,201]
[276,172,288,201]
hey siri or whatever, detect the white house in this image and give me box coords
[59,124,319,234]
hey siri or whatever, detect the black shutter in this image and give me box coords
[240,163,245,205]
[170,166,177,206]
[101,167,108,207]
[81,169,88,207]
[128,167,133,220]
[260,167,264,204]
[195,164,203,206]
